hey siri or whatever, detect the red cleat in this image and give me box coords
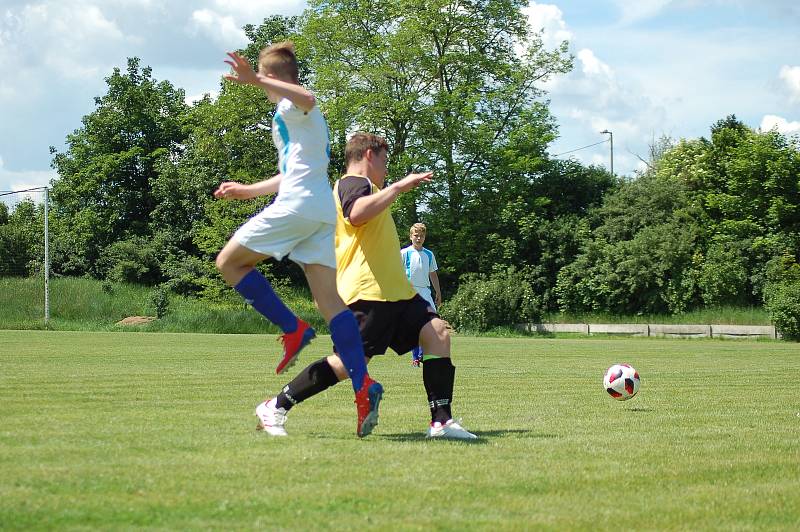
[355,375,383,438]
[275,318,316,374]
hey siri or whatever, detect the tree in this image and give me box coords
[49,58,188,277]
[301,0,573,280]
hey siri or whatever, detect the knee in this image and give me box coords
[431,318,450,342]
[215,251,227,273]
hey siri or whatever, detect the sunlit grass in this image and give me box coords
[1,331,798,529]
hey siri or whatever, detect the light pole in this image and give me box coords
[600,129,613,175]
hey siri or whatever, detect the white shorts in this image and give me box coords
[414,286,436,312]
[233,206,336,268]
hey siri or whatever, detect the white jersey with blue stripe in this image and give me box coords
[270,98,336,224]
[400,245,438,288]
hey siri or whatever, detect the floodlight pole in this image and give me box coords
[44,187,50,324]
[601,129,614,175]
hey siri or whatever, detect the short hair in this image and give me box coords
[345,132,389,166]
[258,41,299,82]
[410,223,427,235]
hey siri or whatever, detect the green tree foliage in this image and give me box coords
[558,117,800,316]
[441,266,541,331]
[0,200,44,276]
[50,58,188,277]
[301,0,577,283]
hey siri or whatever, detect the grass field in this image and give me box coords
[1,331,798,530]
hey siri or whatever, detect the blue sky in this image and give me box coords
[1,0,799,193]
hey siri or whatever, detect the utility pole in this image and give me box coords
[601,129,614,175]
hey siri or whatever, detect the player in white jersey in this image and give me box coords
[400,223,441,366]
[213,42,381,438]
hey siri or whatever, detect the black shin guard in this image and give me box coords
[276,357,339,411]
[422,357,455,424]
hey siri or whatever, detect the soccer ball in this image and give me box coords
[603,363,640,401]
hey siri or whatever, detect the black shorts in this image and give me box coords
[349,294,438,357]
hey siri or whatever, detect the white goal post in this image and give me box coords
[0,186,50,323]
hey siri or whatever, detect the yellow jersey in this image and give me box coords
[333,175,418,304]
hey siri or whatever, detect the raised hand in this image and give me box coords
[393,171,433,193]
[214,181,248,200]
[223,52,259,85]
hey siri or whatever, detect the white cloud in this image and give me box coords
[522,2,572,49]
[760,114,800,135]
[189,0,305,47]
[779,65,800,103]
[576,49,613,79]
[612,0,672,25]
[190,8,248,47]
[210,0,304,20]
[0,155,57,192]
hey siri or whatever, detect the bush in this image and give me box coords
[150,284,171,319]
[764,253,800,340]
[99,236,162,285]
[441,267,541,332]
[764,281,800,340]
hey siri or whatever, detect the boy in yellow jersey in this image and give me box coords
[265,132,477,439]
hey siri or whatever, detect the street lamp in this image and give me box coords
[600,129,613,175]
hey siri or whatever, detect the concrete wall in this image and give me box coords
[521,323,779,339]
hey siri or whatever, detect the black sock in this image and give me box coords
[276,357,340,411]
[422,357,455,424]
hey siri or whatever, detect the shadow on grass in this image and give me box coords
[378,429,557,443]
[625,406,654,412]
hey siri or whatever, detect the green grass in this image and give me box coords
[0,276,324,334]
[1,331,798,530]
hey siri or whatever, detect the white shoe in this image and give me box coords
[255,398,288,436]
[426,419,477,440]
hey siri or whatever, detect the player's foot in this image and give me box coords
[411,346,423,367]
[355,375,383,438]
[276,318,315,374]
[255,398,288,436]
[426,419,477,440]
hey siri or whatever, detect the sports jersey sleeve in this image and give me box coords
[338,176,372,220]
[274,98,311,124]
[429,251,438,272]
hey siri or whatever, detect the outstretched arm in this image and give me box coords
[430,271,442,308]
[214,174,282,200]
[223,52,316,112]
[348,172,433,226]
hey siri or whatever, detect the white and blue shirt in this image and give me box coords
[270,98,336,224]
[400,245,438,288]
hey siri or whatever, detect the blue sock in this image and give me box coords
[329,310,368,392]
[234,269,297,333]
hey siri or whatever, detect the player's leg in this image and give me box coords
[255,353,376,437]
[303,263,369,392]
[255,355,344,436]
[293,226,383,437]
[216,240,305,336]
[222,212,322,374]
[410,287,435,367]
[416,311,476,440]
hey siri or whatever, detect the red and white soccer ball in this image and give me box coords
[603,363,640,400]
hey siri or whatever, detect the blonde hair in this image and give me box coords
[258,41,299,82]
[410,223,427,236]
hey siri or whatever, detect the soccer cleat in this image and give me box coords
[355,375,383,438]
[426,419,477,440]
[255,398,288,436]
[275,318,316,374]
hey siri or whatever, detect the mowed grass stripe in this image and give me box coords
[1,331,798,530]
